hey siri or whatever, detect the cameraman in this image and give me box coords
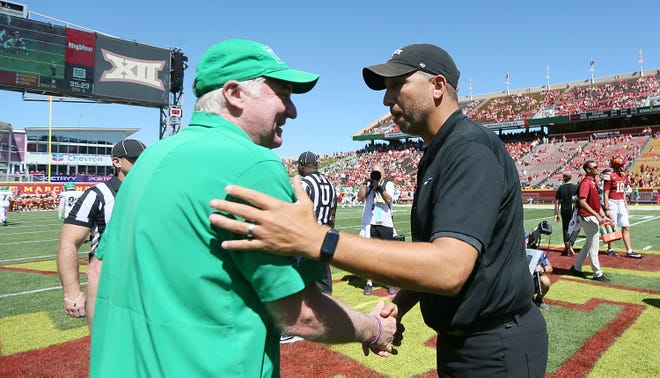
[357,163,396,295]
[533,252,553,310]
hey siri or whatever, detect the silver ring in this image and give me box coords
[246,223,255,240]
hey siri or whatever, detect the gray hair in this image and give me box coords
[194,77,266,115]
[415,70,458,102]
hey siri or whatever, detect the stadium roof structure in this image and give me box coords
[354,68,660,142]
[24,127,139,135]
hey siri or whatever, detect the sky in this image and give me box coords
[1,0,659,159]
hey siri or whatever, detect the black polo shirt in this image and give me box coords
[412,110,533,334]
[555,183,577,212]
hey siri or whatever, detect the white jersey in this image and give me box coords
[58,190,84,219]
[0,189,13,207]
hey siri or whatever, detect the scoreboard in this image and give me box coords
[0,12,171,107]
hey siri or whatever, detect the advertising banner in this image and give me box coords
[64,28,95,95]
[93,34,169,106]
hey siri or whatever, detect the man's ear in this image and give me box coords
[432,75,447,100]
[223,80,244,109]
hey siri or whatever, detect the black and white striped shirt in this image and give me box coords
[301,172,337,227]
[64,176,121,256]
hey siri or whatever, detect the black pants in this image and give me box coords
[316,262,333,294]
[560,209,578,245]
[436,304,548,377]
[370,224,393,240]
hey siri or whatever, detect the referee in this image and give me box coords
[297,150,338,294]
[56,139,146,328]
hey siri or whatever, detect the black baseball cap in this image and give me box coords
[112,139,147,158]
[363,44,460,90]
[297,151,318,165]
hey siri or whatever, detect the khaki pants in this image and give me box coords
[573,215,603,277]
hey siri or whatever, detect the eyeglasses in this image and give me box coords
[589,165,598,169]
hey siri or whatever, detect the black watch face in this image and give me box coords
[321,230,339,262]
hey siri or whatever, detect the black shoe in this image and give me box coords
[592,274,612,283]
[534,298,549,310]
[606,249,619,257]
[626,251,643,259]
[569,266,587,278]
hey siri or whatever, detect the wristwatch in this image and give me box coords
[320,229,340,262]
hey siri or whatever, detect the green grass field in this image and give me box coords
[1,206,659,376]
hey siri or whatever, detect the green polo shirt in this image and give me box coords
[90,111,321,377]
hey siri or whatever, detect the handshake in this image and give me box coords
[362,301,404,357]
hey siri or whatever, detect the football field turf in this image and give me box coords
[1,206,659,376]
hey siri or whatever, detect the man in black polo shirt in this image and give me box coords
[554,172,578,256]
[57,139,146,328]
[207,44,548,376]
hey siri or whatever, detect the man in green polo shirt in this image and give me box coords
[89,39,396,377]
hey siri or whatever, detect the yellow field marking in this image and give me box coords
[549,279,660,376]
[330,305,437,377]
[5,260,87,273]
[0,312,88,356]
[548,279,659,305]
[604,267,659,278]
[330,275,437,376]
[589,306,660,377]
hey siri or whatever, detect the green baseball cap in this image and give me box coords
[193,39,319,97]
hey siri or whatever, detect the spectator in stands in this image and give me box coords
[208,43,548,377]
[554,173,578,256]
[89,39,395,377]
[570,161,612,282]
[357,162,396,296]
[57,139,146,328]
[603,156,642,258]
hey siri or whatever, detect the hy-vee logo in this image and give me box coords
[100,49,165,90]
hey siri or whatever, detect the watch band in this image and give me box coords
[320,229,340,263]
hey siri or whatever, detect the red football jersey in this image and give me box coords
[604,171,626,200]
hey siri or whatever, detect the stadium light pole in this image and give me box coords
[589,58,595,84]
[468,77,473,101]
[545,65,551,90]
[505,73,510,96]
[47,96,53,183]
[638,49,644,77]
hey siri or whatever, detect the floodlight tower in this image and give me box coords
[589,58,595,84]
[545,65,551,90]
[160,48,188,139]
[505,73,510,96]
[638,49,644,77]
[468,77,473,101]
